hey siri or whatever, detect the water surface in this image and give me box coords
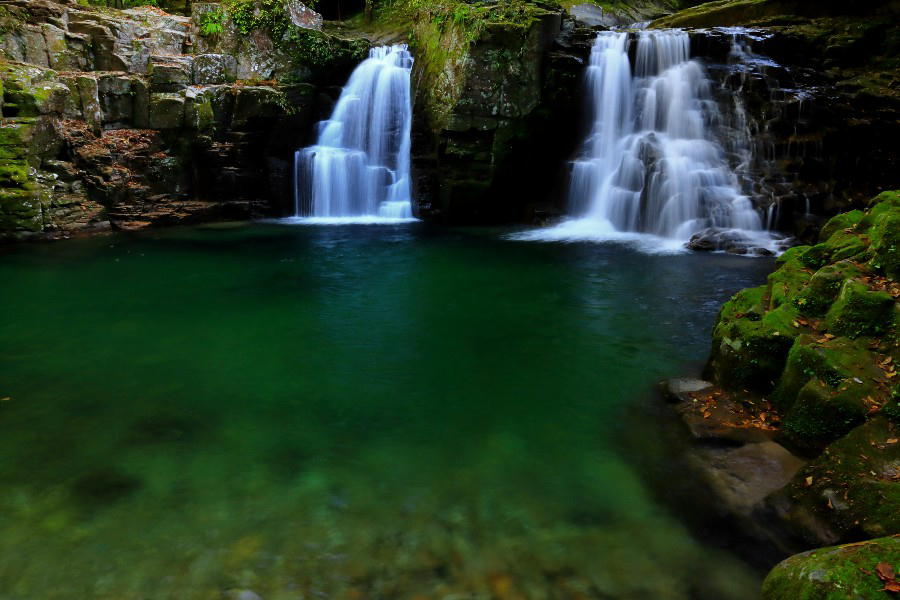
[0,223,772,599]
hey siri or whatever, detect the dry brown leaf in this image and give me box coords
[876,562,896,582]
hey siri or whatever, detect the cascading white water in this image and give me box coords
[575,30,762,238]
[519,30,777,253]
[293,45,415,221]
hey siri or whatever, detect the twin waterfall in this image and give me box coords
[293,45,415,221]
[293,34,773,251]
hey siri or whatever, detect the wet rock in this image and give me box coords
[567,3,616,27]
[687,227,781,256]
[664,380,781,445]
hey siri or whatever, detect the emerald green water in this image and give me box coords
[0,223,773,600]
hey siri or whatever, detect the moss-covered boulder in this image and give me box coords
[795,261,867,317]
[825,281,895,338]
[762,535,900,600]
[769,417,900,546]
[773,335,881,410]
[706,192,900,418]
[782,378,868,450]
[706,284,797,392]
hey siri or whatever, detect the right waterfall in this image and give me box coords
[539,29,777,252]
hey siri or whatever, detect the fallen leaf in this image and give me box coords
[887,438,899,445]
[804,476,814,487]
[876,562,896,582]
[884,580,900,593]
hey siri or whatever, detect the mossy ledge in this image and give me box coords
[687,191,900,598]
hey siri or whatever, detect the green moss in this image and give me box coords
[651,0,773,28]
[797,243,833,271]
[763,535,900,600]
[783,378,868,448]
[774,335,880,412]
[794,261,866,317]
[819,209,864,242]
[768,252,813,309]
[706,285,796,391]
[825,280,895,338]
[0,159,30,186]
[869,212,900,280]
[780,418,900,542]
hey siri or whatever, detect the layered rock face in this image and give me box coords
[407,3,593,224]
[0,0,366,239]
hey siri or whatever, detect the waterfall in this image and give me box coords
[517,30,778,254]
[292,45,415,222]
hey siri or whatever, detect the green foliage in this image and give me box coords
[200,8,225,37]
[225,0,293,38]
[378,0,555,43]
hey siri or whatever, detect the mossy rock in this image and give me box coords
[707,285,796,392]
[819,210,864,243]
[826,230,868,263]
[825,280,895,339]
[762,534,900,600]
[0,159,30,187]
[783,378,868,449]
[869,212,900,281]
[776,418,900,545]
[798,244,836,271]
[0,186,42,232]
[794,261,867,317]
[768,251,814,309]
[774,335,882,412]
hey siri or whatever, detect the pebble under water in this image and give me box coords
[0,222,774,599]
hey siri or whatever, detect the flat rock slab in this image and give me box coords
[661,378,779,444]
[690,441,806,518]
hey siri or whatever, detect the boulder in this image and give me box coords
[149,60,191,93]
[824,280,895,338]
[762,535,900,600]
[148,93,185,130]
[192,54,237,85]
[767,417,900,546]
[706,285,797,392]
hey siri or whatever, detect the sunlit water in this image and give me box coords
[0,223,774,599]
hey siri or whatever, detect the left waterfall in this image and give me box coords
[293,45,415,220]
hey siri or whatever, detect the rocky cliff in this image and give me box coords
[399,1,590,224]
[0,0,367,239]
